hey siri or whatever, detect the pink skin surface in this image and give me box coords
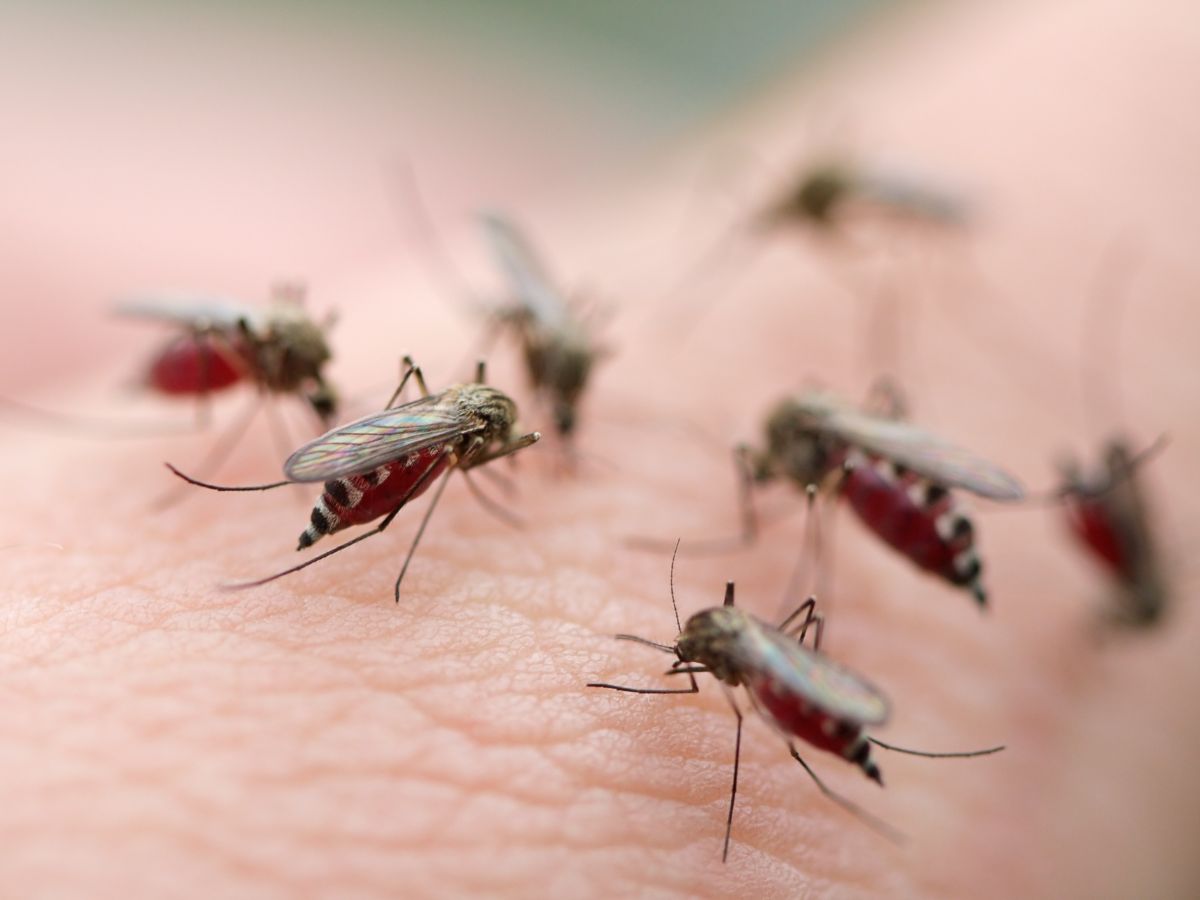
[2,0,1199,897]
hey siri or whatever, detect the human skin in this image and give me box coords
[3,0,1199,897]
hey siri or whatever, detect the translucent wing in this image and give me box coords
[742,619,890,726]
[116,296,263,332]
[803,396,1025,500]
[284,393,476,482]
[479,212,569,329]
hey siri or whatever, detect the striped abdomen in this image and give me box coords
[839,451,986,606]
[749,672,882,784]
[297,446,451,549]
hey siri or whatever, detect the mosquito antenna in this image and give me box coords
[868,737,1005,758]
[669,538,683,634]
[788,747,905,845]
[165,463,291,492]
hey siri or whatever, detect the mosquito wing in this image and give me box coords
[284,392,477,482]
[480,212,569,330]
[742,618,890,726]
[802,396,1024,500]
[116,296,264,332]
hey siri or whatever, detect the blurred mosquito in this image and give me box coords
[397,171,611,450]
[168,356,540,600]
[589,547,1004,861]
[668,152,969,338]
[745,386,1023,607]
[1046,245,1170,628]
[118,285,337,425]
[1055,438,1168,627]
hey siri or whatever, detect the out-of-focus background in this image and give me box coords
[0,0,895,391]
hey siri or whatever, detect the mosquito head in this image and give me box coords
[676,606,750,687]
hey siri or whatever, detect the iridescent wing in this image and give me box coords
[116,296,264,332]
[284,393,477,482]
[479,212,569,330]
[801,395,1025,500]
[742,618,890,726]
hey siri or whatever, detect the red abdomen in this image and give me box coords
[839,453,986,603]
[148,334,246,395]
[1064,496,1128,576]
[298,446,452,549]
[750,675,862,759]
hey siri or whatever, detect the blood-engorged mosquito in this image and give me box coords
[588,546,1004,862]
[1053,437,1168,628]
[168,356,540,600]
[117,286,338,425]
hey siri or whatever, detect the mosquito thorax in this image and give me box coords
[762,395,838,487]
[258,307,333,391]
[676,607,752,686]
[453,384,518,441]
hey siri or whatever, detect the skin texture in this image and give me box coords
[3,0,1199,897]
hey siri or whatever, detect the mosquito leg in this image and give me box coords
[383,356,428,409]
[718,689,745,863]
[734,443,760,544]
[227,508,407,590]
[788,745,905,845]
[588,657,700,694]
[224,447,452,592]
[393,467,455,601]
[461,470,524,528]
[154,393,264,509]
[868,737,1005,758]
[779,596,820,643]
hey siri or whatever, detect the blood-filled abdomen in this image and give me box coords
[298,447,452,549]
[839,451,987,606]
[148,334,246,395]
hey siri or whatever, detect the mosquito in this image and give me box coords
[118,286,338,425]
[735,386,1024,607]
[1055,437,1168,627]
[478,212,612,442]
[755,159,968,235]
[397,169,610,448]
[168,357,540,600]
[588,547,1004,861]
